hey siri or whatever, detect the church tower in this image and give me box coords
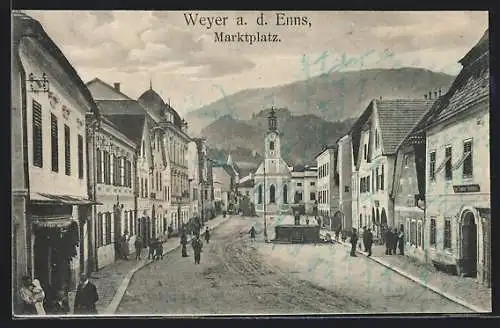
[265,107,281,160]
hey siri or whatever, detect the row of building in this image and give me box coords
[11,12,240,312]
[237,29,490,287]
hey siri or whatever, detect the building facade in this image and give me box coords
[290,166,318,215]
[336,135,354,231]
[12,12,99,312]
[213,165,232,212]
[418,30,490,286]
[193,138,215,222]
[253,108,292,216]
[315,146,339,228]
[187,140,201,220]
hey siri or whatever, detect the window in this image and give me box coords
[269,185,275,203]
[445,146,452,180]
[105,212,112,245]
[297,182,302,187]
[417,220,423,248]
[410,220,417,246]
[283,185,288,204]
[310,182,315,186]
[430,218,436,247]
[405,219,410,243]
[375,129,378,148]
[310,192,316,201]
[78,135,84,179]
[97,213,103,247]
[142,141,145,158]
[375,168,379,191]
[367,176,370,192]
[64,125,71,176]
[444,217,452,249]
[96,150,102,183]
[120,157,125,186]
[344,186,350,193]
[404,154,409,168]
[429,151,436,181]
[50,114,58,172]
[160,172,163,191]
[145,179,148,197]
[258,185,262,204]
[269,141,275,150]
[103,151,110,184]
[463,140,473,178]
[380,165,384,190]
[364,144,367,160]
[32,100,43,168]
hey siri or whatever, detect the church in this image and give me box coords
[253,108,292,215]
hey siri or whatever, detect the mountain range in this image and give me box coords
[187,67,454,172]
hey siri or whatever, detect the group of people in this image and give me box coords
[180,226,210,265]
[147,237,165,261]
[20,273,99,316]
[116,231,130,260]
[349,225,405,257]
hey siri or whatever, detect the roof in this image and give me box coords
[375,99,434,154]
[96,99,147,116]
[104,114,146,146]
[238,179,254,188]
[86,77,134,100]
[138,87,183,128]
[417,29,489,131]
[314,145,336,159]
[12,12,98,116]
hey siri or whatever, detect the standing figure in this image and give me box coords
[19,276,36,315]
[134,236,143,260]
[398,230,405,255]
[148,238,157,260]
[181,231,189,257]
[366,228,373,257]
[121,231,130,260]
[249,226,256,243]
[168,225,174,238]
[74,274,99,314]
[362,226,368,252]
[155,239,164,261]
[385,227,393,255]
[30,279,46,315]
[204,227,210,244]
[392,228,399,255]
[191,235,203,264]
[350,228,358,257]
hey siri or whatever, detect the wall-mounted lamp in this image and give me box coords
[28,72,50,94]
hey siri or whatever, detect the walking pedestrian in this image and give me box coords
[191,235,203,264]
[134,236,143,260]
[204,227,210,244]
[148,238,156,260]
[392,228,399,255]
[385,227,393,255]
[366,228,373,257]
[181,231,189,257]
[73,274,99,314]
[249,226,256,243]
[362,226,368,252]
[155,239,164,261]
[398,230,405,255]
[350,228,358,257]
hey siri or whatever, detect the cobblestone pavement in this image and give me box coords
[68,216,228,314]
[357,244,491,311]
[117,216,471,315]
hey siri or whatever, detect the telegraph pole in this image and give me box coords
[263,160,268,242]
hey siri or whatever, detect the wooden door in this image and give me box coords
[461,215,477,277]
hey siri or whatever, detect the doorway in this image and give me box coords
[114,208,122,261]
[461,211,477,277]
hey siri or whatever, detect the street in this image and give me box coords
[116,216,472,315]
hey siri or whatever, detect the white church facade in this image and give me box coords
[253,108,292,215]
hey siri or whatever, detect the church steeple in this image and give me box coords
[268,107,277,131]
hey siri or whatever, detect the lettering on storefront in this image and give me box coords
[453,184,480,193]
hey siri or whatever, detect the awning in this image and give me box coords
[452,151,471,170]
[32,217,77,229]
[434,155,451,174]
[30,192,103,205]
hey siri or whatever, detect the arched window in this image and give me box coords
[283,185,288,204]
[270,185,276,203]
[258,185,263,204]
[269,141,275,150]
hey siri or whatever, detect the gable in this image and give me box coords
[87,78,132,101]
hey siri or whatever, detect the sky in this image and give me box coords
[22,10,488,115]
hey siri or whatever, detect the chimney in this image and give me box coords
[424,94,428,100]
[428,91,432,100]
[114,82,120,92]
